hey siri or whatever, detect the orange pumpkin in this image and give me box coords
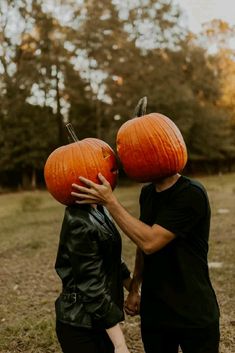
[44,124,118,205]
[116,97,187,182]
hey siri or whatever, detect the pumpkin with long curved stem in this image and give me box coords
[116,97,188,182]
[44,123,118,205]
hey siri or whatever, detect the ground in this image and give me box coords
[0,173,234,353]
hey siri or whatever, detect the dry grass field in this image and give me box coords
[0,173,234,353]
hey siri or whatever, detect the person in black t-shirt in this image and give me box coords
[71,172,220,353]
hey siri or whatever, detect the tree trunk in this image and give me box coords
[96,99,102,139]
[22,170,31,190]
[31,168,37,190]
[55,66,67,145]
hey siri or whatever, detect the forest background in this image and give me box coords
[1,0,235,190]
[1,1,235,353]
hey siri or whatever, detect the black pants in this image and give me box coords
[141,322,220,353]
[56,321,114,353]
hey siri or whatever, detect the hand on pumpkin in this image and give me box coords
[71,173,116,206]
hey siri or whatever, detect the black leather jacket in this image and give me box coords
[55,204,130,330]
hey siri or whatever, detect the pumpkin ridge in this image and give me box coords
[121,122,133,175]
[162,116,187,170]
[133,119,147,177]
[71,142,80,183]
[87,139,100,183]
[155,115,178,173]
[81,139,93,185]
[140,117,163,175]
[147,115,172,175]
[56,148,64,201]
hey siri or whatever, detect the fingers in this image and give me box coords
[124,305,139,316]
[75,199,98,204]
[98,173,110,186]
[72,174,110,192]
[125,308,136,316]
[79,175,108,188]
[124,300,140,316]
[72,184,91,193]
[78,176,97,188]
[71,191,93,199]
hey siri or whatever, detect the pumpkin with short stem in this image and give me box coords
[116,97,188,182]
[44,124,118,205]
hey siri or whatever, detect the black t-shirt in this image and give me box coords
[139,175,220,329]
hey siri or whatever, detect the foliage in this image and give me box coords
[0,0,235,188]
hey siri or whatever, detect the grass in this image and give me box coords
[0,173,234,353]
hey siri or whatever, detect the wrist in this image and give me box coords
[106,194,119,209]
[129,277,142,294]
[115,341,127,349]
[123,276,132,292]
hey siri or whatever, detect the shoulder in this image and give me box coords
[64,205,98,237]
[182,176,208,199]
[176,176,210,212]
[63,206,99,252]
[65,205,93,225]
[140,183,154,200]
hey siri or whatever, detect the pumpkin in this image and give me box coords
[44,124,118,205]
[116,97,187,182]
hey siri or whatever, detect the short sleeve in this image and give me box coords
[155,185,209,238]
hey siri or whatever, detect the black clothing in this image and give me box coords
[139,176,219,329]
[141,321,220,353]
[55,205,130,330]
[56,320,114,353]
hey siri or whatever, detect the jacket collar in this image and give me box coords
[89,206,118,235]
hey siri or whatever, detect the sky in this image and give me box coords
[176,0,235,32]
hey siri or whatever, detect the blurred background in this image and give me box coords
[0,1,235,353]
[1,0,235,190]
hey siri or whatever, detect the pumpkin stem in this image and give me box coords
[133,96,147,117]
[65,123,79,142]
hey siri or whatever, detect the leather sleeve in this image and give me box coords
[66,216,124,329]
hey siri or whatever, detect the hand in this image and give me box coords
[124,290,140,316]
[71,173,116,206]
[114,342,130,353]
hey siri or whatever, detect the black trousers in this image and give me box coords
[56,321,114,353]
[141,322,220,353]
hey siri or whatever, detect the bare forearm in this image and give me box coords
[72,175,175,254]
[131,247,143,293]
[106,197,153,252]
[106,324,129,352]
[123,276,132,292]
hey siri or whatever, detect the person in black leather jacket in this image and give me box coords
[55,203,132,353]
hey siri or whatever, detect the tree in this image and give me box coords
[0,1,67,188]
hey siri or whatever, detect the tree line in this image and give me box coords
[1,0,235,189]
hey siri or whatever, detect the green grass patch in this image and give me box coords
[0,173,234,352]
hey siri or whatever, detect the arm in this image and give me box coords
[67,217,130,352]
[106,324,130,353]
[71,174,175,255]
[125,247,143,316]
[123,276,132,292]
[130,247,143,293]
[67,216,124,328]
